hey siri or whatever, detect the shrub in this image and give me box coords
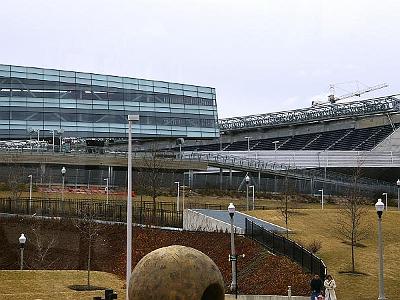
[306,240,322,254]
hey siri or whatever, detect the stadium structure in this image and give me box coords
[0,63,399,197]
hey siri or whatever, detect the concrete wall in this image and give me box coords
[373,126,400,152]
[225,295,308,300]
[183,209,243,234]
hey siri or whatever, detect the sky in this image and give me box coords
[1,0,399,118]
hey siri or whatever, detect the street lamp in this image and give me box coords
[272,140,279,151]
[375,198,386,300]
[318,189,324,210]
[245,174,250,211]
[104,178,109,204]
[244,136,251,151]
[396,179,400,210]
[19,233,26,270]
[382,193,388,211]
[28,175,33,212]
[58,128,64,152]
[174,181,180,212]
[50,129,55,153]
[249,185,255,210]
[228,203,237,295]
[127,114,139,300]
[61,167,66,201]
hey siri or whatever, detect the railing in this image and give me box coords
[0,197,183,228]
[182,151,397,193]
[219,95,400,132]
[245,219,327,279]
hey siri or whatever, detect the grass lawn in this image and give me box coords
[0,270,125,300]
[249,206,400,300]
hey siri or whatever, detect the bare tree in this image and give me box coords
[336,160,370,273]
[280,169,294,239]
[28,220,59,269]
[73,202,102,287]
[136,143,170,217]
[6,164,26,201]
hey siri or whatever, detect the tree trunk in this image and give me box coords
[87,239,91,287]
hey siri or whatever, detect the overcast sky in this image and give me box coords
[1,0,399,118]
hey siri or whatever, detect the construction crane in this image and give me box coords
[312,82,388,106]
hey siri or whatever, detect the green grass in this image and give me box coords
[0,270,125,300]
[249,207,400,300]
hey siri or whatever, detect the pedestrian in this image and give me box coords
[310,274,323,300]
[324,274,337,300]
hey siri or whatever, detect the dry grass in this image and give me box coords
[249,207,400,300]
[0,270,125,300]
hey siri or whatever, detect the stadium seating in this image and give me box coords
[180,124,397,152]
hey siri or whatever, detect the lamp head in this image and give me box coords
[245,174,250,184]
[61,166,66,175]
[228,203,235,218]
[128,114,140,122]
[19,233,26,248]
[375,198,384,218]
[397,179,400,186]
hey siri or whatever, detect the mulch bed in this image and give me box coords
[0,216,311,295]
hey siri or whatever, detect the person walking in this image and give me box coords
[324,274,337,300]
[310,274,323,300]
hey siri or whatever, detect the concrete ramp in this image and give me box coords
[183,209,286,234]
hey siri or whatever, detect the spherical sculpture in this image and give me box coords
[128,245,225,300]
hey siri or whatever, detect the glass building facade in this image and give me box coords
[0,64,219,139]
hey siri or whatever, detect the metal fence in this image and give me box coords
[0,197,183,228]
[245,219,327,278]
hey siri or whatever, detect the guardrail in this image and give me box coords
[245,219,327,279]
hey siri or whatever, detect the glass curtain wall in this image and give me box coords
[0,64,219,139]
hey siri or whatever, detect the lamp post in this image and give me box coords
[318,189,324,210]
[375,198,386,300]
[396,179,400,210]
[35,129,40,152]
[28,175,32,212]
[245,174,250,210]
[58,128,64,152]
[244,136,251,151]
[19,233,26,270]
[104,178,109,204]
[228,203,237,295]
[61,167,66,201]
[50,130,55,153]
[127,114,139,300]
[382,193,388,211]
[249,185,255,210]
[174,181,180,212]
[272,140,279,151]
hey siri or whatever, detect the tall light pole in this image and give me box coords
[272,140,279,151]
[245,174,250,210]
[228,203,237,295]
[61,167,66,201]
[174,181,180,212]
[249,185,255,210]
[58,128,64,152]
[36,129,40,152]
[244,136,251,151]
[375,198,386,300]
[28,175,32,212]
[318,189,324,210]
[19,233,26,270]
[50,130,55,153]
[382,193,388,211]
[127,114,139,300]
[397,179,400,210]
[104,178,109,204]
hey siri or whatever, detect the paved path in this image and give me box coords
[192,209,286,233]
